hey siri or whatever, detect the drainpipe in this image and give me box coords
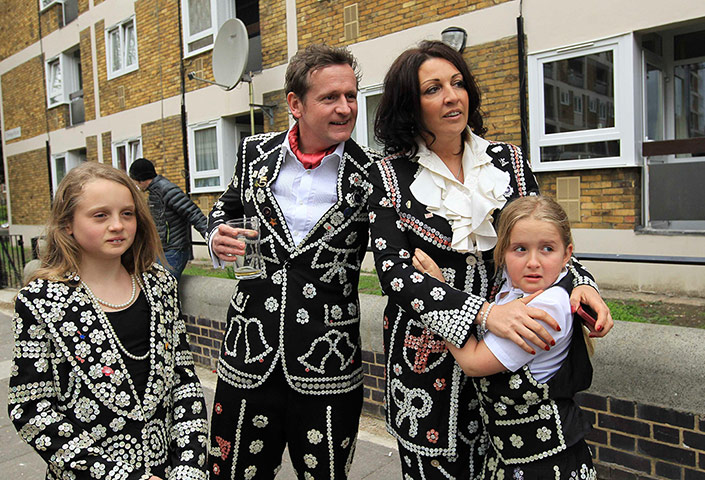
[177,2,191,193]
[516,14,529,158]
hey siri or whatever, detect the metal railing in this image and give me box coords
[0,233,26,288]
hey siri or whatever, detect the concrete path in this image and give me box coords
[0,288,403,479]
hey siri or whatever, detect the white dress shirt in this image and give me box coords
[483,269,574,383]
[210,130,344,267]
[273,132,343,245]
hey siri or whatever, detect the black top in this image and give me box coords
[106,291,150,396]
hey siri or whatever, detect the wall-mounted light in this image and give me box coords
[441,26,467,53]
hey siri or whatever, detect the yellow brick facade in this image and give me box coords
[296,0,512,48]
[260,0,288,68]
[80,27,96,122]
[141,115,187,191]
[8,149,51,225]
[39,4,63,37]
[1,57,48,144]
[536,169,641,230]
[0,0,38,61]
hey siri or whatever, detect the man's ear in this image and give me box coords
[287,91,303,120]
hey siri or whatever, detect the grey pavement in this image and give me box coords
[0,289,402,478]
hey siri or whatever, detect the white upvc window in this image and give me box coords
[51,150,85,192]
[46,49,81,108]
[181,0,235,57]
[40,0,61,11]
[353,84,384,152]
[528,34,639,171]
[112,138,142,173]
[188,118,245,193]
[106,17,138,79]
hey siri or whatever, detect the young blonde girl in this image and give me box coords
[414,196,596,480]
[8,162,208,480]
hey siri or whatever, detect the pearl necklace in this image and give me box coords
[81,275,137,309]
[82,275,149,361]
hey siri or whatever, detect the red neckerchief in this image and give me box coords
[287,124,336,169]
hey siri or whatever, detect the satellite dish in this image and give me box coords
[212,18,249,91]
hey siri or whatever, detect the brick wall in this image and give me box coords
[1,57,48,144]
[101,131,112,164]
[184,310,705,479]
[465,36,521,146]
[262,89,288,133]
[86,135,98,162]
[96,0,182,117]
[296,0,512,48]
[80,27,96,122]
[141,114,187,190]
[0,0,38,61]
[40,3,63,37]
[260,0,287,68]
[577,392,705,479]
[537,168,641,229]
[7,148,51,225]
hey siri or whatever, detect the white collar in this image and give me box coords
[496,268,570,304]
[281,125,345,167]
[409,129,510,253]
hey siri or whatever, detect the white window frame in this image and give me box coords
[187,118,242,193]
[50,150,85,193]
[528,34,639,172]
[181,0,235,58]
[105,17,139,80]
[112,138,143,173]
[40,0,62,11]
[353,84,384,150]
[46,48,81,108]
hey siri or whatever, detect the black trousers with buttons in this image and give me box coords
[397,432,483,480]
[207,366,363,479]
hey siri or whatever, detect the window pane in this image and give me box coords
[674,62,705,140]
[543,51,615,134]
[49,60,62,103]
[540,140,620,162]
[645,64,664,141]
[116,146,127,171]
[188,0,212,36]
[110,29,122,72]
[124,23,137,67]
[128,140,141,162]
[194,127,218,172]
[366,93,383,151]
[674,30,705,61]
[188,35,213,53]
[195,177,220,188]
[55,157,67,183]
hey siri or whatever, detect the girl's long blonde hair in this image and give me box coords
[31,162,163,283]
[493,195,594,354]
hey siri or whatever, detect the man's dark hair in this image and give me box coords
[284,44,360,100]
[128,158,157,181]
[374,40,486,157]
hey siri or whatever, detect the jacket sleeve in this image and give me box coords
[8,289,151,480]
[367,159,484,348]
[165,281,208,479]
[163,186,208,238]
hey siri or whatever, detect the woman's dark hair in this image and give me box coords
[374,40,486,157]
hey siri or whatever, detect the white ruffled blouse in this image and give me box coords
[409,129,510,253]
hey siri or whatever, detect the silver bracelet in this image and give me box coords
[481,302,495,333]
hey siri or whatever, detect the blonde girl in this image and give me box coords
[414,196,596,480]
[8,162,208,480]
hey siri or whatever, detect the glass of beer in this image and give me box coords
[225,217,263,280]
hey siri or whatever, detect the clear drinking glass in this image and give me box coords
[225,217,263,280]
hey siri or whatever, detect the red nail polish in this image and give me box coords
[544,346,550,351]
[597,325,603,331]
[530,350,536,355]
[551,340,556,346]
[557,326,561,331]
[571,304,576,313]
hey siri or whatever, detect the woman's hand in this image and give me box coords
[570,285,613,337]
[484,291,560,354]
[412,248,445,282]
[148,476,163,480]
